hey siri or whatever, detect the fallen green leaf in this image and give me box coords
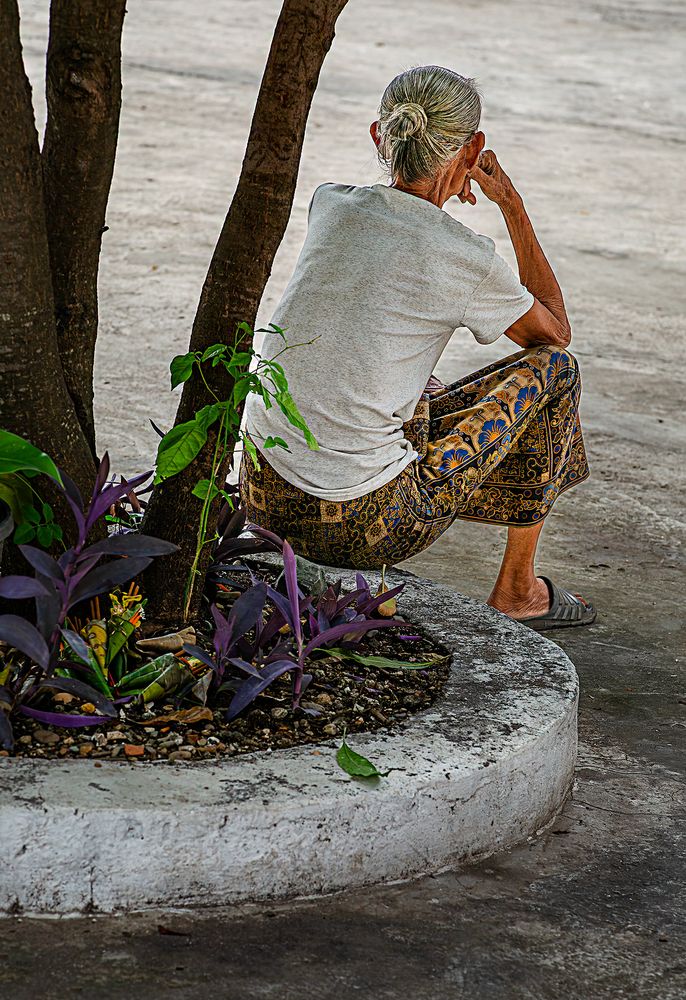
[336,736,388,779]
[325,647,448,671]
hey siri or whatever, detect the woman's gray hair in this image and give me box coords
[377,66,482,186]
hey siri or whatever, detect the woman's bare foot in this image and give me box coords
[487,576,551,619]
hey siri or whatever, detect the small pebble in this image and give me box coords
[34,729,60,746]
[79,743,94,757]
[18,735,32,745]
[81,703,96,715]
[53,693,75,705]
[124,744,145,757]
[168,750,192,762]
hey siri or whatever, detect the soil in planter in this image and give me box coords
[6,624,451,763]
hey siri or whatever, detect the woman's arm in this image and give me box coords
[470,150,571,349]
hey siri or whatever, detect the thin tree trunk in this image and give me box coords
[0,0,96,502]
[142,0,349,625]
[42,0,127,459]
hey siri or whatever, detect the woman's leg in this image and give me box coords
[487,522,549,616]
[416,346,592,619]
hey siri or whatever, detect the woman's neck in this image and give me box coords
[391,177,448,208]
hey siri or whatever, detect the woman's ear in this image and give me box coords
[370,120,381,148]
[466,131,486,169]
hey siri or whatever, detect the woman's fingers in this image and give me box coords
[458,176,477,205]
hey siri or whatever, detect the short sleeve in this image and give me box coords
[462,251,534,345]
[307,182,332,220]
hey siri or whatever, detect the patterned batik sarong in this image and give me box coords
[239,345,590,569]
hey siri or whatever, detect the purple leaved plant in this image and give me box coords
[193,532,406,723]
[0,453,178,748]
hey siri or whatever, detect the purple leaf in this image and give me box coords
[90,452,111,505]
[68,554,102,589]
[228,583,267,643]
[213,536,276,563]
[60,628,92,663]
[35,574,61,640]
[68,555,152,607]
[182,643,218,672]
[226,659,296,720]
[217,502,245,539]
[85,470,153,531]
[244,523,285,550]
[19,706,112,728]
[358,584,405,616]
[303,617,403,657]
[57,472,86,537]
[210,604,234,659]
[149,418,166,438]
[226,656,263,679]
[0,710,13,750]
[81,533,178,559]
[282,540,302,648]
[0,615,50,669]
[0,576,51,600]
[265,585,295,631]
[18,544,64,582]
[334,588,367,614]
[40,677,116,717]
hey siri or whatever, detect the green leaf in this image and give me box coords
[276,390,319,450]
[200,343,227,363]
[0,474,33,522]
[42,502,54,522]
[225,351,253,370]
[36,524,52,548]
[325,647,448,671]
[242,435,260,470]
[0,430,62,483]
[231,379,253,408]
[263,436,289,450]
[154,408,218,483]
[51,524,64,543]
[24,504,41,525]
[169,353,196,390]
[192,478,219,502]
[194,403,221,433]
[336,737,387,779]
[13,521,36,544]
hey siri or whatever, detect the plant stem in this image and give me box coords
[182,411,227,622]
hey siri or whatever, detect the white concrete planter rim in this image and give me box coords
[0,568,578,915]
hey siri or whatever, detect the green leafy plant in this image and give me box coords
[154,322,319,620]
[0,429,63,548]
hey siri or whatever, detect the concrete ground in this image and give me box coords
[4,0,684,997]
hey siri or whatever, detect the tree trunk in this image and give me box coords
[0,0,96,500]
[42,0,127,459]
[142,0,349,626]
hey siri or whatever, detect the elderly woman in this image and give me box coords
[241,66,595,631]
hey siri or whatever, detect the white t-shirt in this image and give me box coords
[244,182,533,501]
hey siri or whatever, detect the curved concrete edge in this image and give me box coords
[0,569,578,916]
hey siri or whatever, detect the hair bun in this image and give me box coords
[386,101,428,140]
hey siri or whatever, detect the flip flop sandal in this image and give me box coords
[515,576,596,632]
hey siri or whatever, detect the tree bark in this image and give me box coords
[142,0,349,625]
[42,0,127,459]
[0,0,96,500]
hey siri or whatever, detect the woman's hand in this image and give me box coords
[469,149,518,207]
